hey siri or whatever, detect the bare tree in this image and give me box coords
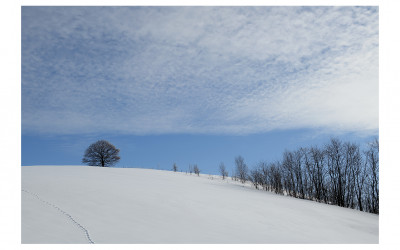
[239,138,379,214]
[249,167,263,189]
[325,138,346,207]
[270,162,283,194]
[282,150,296,197]
[258,162,269,191]
[365,139,379,214]
[350,145,366,211]
[294,149,307,199]
[193,164,200,176]
[235,156,248,183]
[173,163,178,172]
[82,140,120,167]
[219,162,228,180]
[305,146,327,203]
[342,142,361,209]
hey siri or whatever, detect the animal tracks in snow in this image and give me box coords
[21,189,95,244]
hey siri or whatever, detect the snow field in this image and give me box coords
[21,165,378,243]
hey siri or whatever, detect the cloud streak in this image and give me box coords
[22,6,379,135]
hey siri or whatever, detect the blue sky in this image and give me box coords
[21,6,379,174]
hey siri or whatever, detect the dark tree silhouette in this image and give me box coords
[249,167,263,189]
[193,164,200,176]
[241,138,378,214]
[82,140,120,167]
[173,163,178,172]
[365,139,379,214]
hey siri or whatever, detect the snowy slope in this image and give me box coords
[21,165,378,243]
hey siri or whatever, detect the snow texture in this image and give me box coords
[22,165,378,243]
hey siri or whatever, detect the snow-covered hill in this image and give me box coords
[21,165,378,243]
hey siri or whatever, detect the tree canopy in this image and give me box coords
[82,140,120,167]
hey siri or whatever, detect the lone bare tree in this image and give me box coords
[82,140,120,167]
[173,163,178,172]
[235,156,248,183]
[219,162,228,180]
[193,164,200,176]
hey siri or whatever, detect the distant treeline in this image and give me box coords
[229,138,379,214]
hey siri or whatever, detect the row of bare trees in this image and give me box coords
[230,138,379,214]
[175,163,201,176]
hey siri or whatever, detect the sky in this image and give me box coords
[21,6,379,174]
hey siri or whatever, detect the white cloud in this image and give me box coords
[22,6,379,135]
